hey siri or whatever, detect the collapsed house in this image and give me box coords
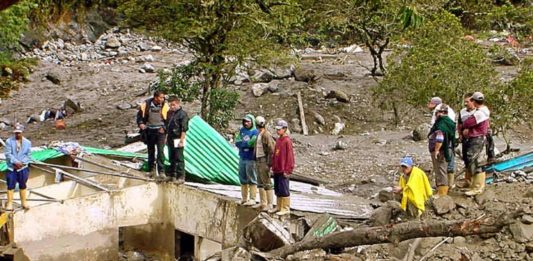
[0,116,374,260]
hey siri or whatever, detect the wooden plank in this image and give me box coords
[297,91,309,136]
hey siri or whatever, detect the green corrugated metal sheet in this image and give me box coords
[1,116,241,185]
[183,115,240,185]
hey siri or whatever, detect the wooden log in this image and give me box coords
[297,91,308,136]
[267,211,522,258]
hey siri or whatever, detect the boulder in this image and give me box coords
[412,123,432,141]
[138,43,150,51]
[251,83,270,97]
[242,212,294,252]
[270,66,294,79]
[432,195,456,215]
[510,222,533,243]
[334,140,348,151]
[325,90,350,103]
[64,98,82,113]
[370,201,402,226]
[267,80,280,93]
[143,55,155,62]
[45,72,61,85]
[523,215,533,225]
[151,45,162,52]
[294,67,318,82]
[312,111,325,125]
[251,69,274,83]
[331,122,345,135]
[141,63,155,73]
[105,36,121,48]
[474,189,495,205]
[116,103,132,110]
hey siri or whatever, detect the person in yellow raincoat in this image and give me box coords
[393,156,433,218]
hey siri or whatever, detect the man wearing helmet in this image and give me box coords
[253,116,276,211]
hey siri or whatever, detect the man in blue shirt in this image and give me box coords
[4,124,32,210]
[235,114,258,206]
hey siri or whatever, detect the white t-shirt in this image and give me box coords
[431,104,456,125]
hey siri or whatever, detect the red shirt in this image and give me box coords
[271,135,295,174]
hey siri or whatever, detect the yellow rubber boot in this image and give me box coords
[244,185,257,206]
[20,189,30,210]
[465,172,485,196]
[448,173,455,189]
[240,185,249,204]
[5,190,14,211]
[276,197,291,216]
[265,189,274,212]
[253,188,267,209]
[269,197,280,214]
[437,186,449,196]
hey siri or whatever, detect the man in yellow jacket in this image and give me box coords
[393,156,432,218]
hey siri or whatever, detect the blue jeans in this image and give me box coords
[447,149,455,173]
[239,159,257,185]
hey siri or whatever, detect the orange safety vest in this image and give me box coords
[140,101,169,121]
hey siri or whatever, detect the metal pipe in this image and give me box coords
[32,164,110,192]
[31,161,152,182]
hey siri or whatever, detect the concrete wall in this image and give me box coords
[13,183,258,260]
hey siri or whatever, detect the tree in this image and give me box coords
[374,10,497,125]
[120,0,301,128]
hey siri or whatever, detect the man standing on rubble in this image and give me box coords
[236,114,258,206]
[137,91,169,178]
[270,120,295,216]
[428,97,457,188]
[165,96,189,183]
[459,92,490,196]
[4,124,31,210]
[428,104,456,197]
[253,116,275,211]
[393,157,432,218]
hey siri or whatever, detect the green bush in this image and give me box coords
[156,63,201,103]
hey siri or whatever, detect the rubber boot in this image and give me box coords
[252,188,267,209]
[20,189,30,210]
[264,189,274,212]
[458,170,472,188]
[268,197,280,214]
[437,186,449,196]
[5,190,14,211]
[448,173,455,189]
[465,172,485,196]
[276,197,291,216]
[240,185,249,204]
[244,185,257,206]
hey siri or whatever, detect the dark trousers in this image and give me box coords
[486,129,495,160]
[146,128,165,171]
[7,168,29,190]
[273,173,290,197]
[167,139,185,179]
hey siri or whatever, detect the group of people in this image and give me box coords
[394,92,494,218]
[236,115,295,216]
[137,91,296,216]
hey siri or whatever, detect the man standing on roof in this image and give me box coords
[235,114,258,206]
[4,124,32,210]
[165,96,189,184]
[137,90,169,178]
[393,157,432,218]
[459,92,490,196]
[270,120,295,216]
[428,97,457,188]
[253,116,276,211]
[428,104,456,197]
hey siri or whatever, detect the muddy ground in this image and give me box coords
[2,33,533,260]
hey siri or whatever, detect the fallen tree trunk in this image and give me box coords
[267,211,521,258]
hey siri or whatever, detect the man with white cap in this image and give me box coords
[4,123,32,210]
[269,119,295,216]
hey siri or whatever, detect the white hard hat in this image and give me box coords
[255,116,266,125]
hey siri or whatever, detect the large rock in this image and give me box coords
[251,83,270,97]
[45,72,61,85]
[64,98,82,113]
[267,80,281,93]
[510,222,533,243]
[474,189,495,205]
[270,66,294,79]
[331,122,345,135]
[325,90,350,103]
[412,123,432,141]
[312,111,325,125]
[242,212,294,251]
[369,201,402,226]
[432,195,456,215]
[294,67,318,82]
[141,63,155,73]
[251,69,274,83]
[334,140,348,151]
[105,36,121,48]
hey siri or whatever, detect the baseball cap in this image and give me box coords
[429,97,442,105]
[275,120,288,130]
[472,92,484,102]
[255,116,266,125]
[13,123,24,133]
[400,156,414,168]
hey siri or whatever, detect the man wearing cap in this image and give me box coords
[458,92,490,196]
[428,97,457,187]
[4,124,32,210]
[393,157,432,218]
[235,114,258,206]
[253,116,276,211]
[270,119,295,216]
[428,104,456,197]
